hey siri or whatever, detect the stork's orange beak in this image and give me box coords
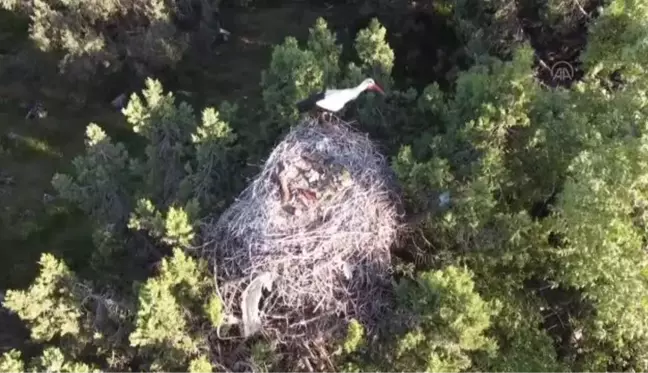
[370,84,385,95]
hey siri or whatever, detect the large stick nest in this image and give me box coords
[205,117,405,347]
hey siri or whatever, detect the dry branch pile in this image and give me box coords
[205,117,404,351]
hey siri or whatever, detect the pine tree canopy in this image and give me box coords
[2,0,648,371]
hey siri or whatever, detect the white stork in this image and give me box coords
[296,78,385,120]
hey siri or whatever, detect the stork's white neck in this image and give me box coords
[350,82,369,98]
[358,80,371,90]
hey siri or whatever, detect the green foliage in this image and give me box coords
[7,2,648,372]
[354,18,394,79]
[392,146,453,208]
[3,253,82,342]
[391,7,648,367]
[124,78,198,207]
[484,295,566,372]
[204,293,224,328]
[121,78,240,213]
[539,0,597,36]
[260,16,396,146]
[28,79,240,371]
[544,140,648,370]
[129,248,216,371]
[161,204,196,248]
[128,199,198,248]
[581,0,648,81]
[307,17,341,86]
[342,319,365,354]
[391,266,498,372]
[0,347,99,373]
[451,0,521,59]
[1,0,215,82]
[52,124,132,226]
[250,341,279,373]
[337,268,503,373]
[261,37,324,128]
[188,355,212,373]
[32,347,99,373]
[128,199,165,238]
[0,350,24,373]
[348,20,436,150]
[555,144,647,289]
[182,107,240,212]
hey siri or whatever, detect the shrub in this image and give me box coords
[1,0,218,82]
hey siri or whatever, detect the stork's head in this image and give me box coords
[360,78,385,95]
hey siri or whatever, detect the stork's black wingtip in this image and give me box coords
[296,99,312,113]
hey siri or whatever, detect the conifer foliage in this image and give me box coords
[0,0,218,81]
[3,77,240,371]
[3,0,648,370]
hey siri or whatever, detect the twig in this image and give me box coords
[537,56,552,73]
[206,117,399,362]
[573,0,591,18]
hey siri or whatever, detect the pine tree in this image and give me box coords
[7,80,239,371]
[129,248,217,372]
[3,254,84,343]
[354,18,394,81]
[307,18,342,87]
[180,107,240,213]
[123,78,198,207]
[261,37,324,130]
[339,266,499,372]
[52,124,133,227]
